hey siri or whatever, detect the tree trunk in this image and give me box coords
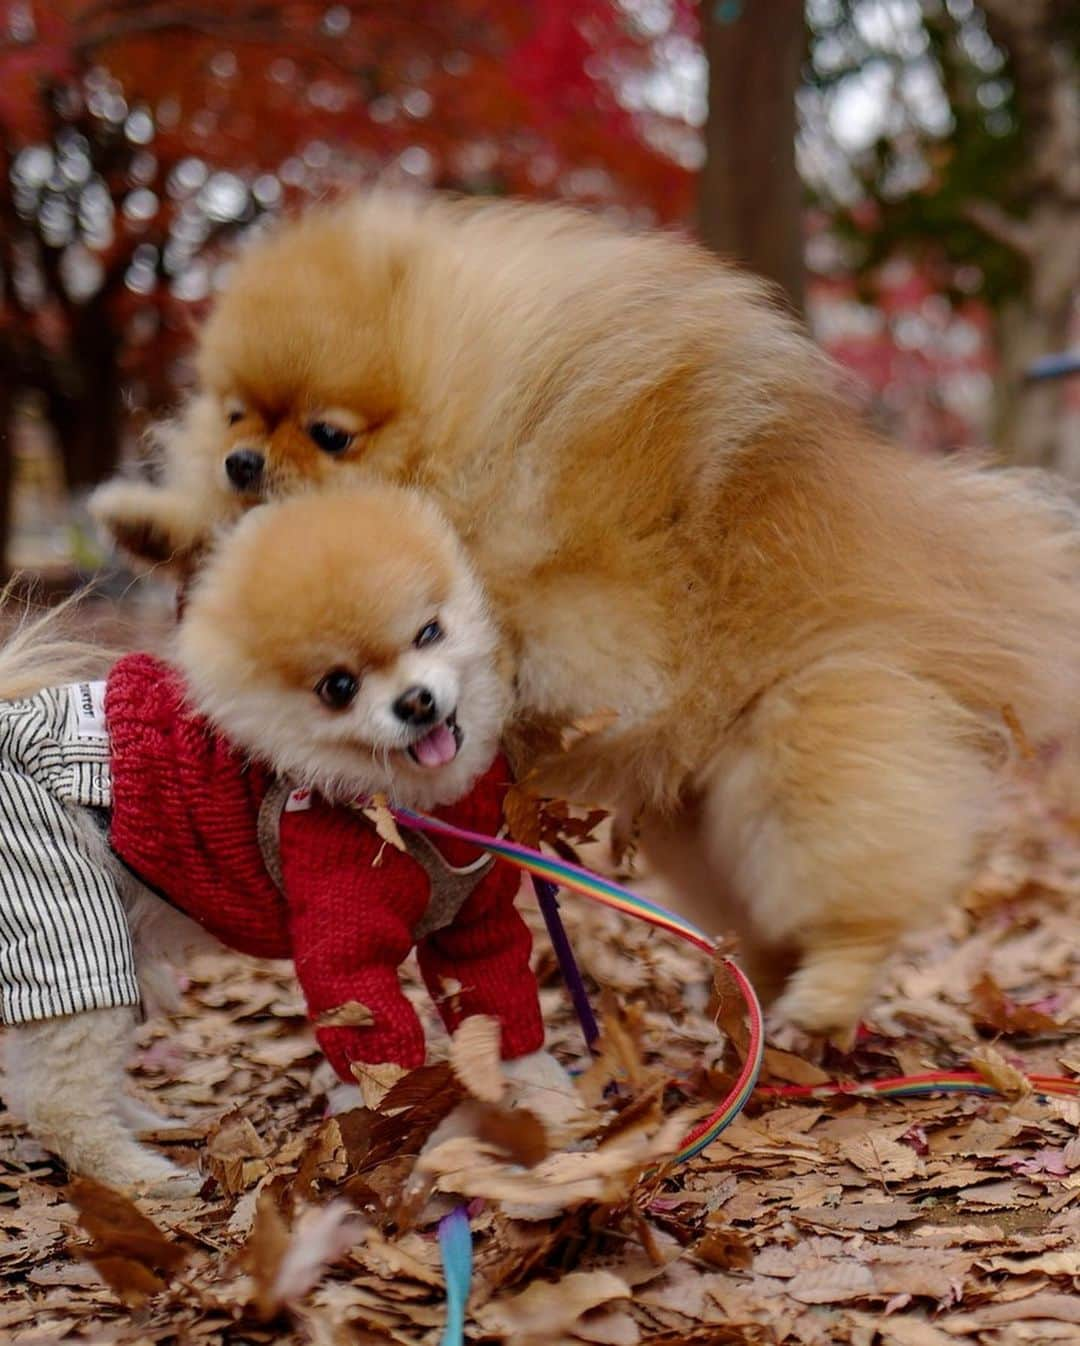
[978,192,1080,473]
[975,0,1080,474]
[698,0,807,314]
[993,294,1077,474]
[46,298,123,493]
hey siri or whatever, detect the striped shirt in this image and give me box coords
[0,682,138,1024]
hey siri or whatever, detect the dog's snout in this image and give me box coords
[393,685,438,726]
[224,449,265,492]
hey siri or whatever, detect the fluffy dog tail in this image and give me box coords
[0,584,112,704]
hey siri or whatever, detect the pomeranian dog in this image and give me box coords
[91,192,1080,1037]
[0,484,535,1195]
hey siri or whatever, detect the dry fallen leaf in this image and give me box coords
[476,1269,631,1341]
[357,792,407,853]
[67,1177,187,1306]
[245,1193,362,1320]
[503,783,543,849]
[449,1014,505,1103]
[969,972,1058,1035]
[970,1044,1032,1100]
[350,1060,408,1109]
[761,1047,832,1087]
[416,1108,699,1207]
[471,1103,550,1168]
[315,1001,375,1029]
[205,1110,270,1195]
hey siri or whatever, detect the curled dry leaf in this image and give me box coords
[350,1060,408,1110]
[503,784,543,849]
[695,1224,754,1271]
[356,792,407,854]
[970,1045,1031,1100]
[475,1269,631,1341]
[205,1110,269,1195]
[576,994,652,1107]
[503,784,610,859]
[67,1176,187,1306]
[710,956,751,1060]
[449,1014,505,1103]
[762,1047,831,1087]
[969,973,1058,1035]
[245,1194,363,1320]
[470,1103,550,1168]
[377,1060,461,1115]
[415,1107,699,1209]
[315,1001,375,1029]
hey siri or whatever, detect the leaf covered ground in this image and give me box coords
[2,604,1080,1345]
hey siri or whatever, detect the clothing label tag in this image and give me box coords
[284,787,312,812]
[70,681,108,740]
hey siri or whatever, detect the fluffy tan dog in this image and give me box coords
[92,193,1080,1035]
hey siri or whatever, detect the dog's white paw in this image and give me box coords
[119,1095,189,1135]
[105,1145,202,1199]
[501,1050,583,1133]
[139,1166,204,1200]
[324,1083,366,1116]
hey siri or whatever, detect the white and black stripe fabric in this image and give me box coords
[0,682,138,1024]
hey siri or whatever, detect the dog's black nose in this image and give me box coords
[393,685,438,725]
[224,449,265,492]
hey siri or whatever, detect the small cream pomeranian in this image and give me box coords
[1,485,519,1195]
[92,191,1080,1037]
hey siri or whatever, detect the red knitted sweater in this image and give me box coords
[105,654,544,1078]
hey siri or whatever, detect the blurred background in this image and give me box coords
[0,0,1077,584]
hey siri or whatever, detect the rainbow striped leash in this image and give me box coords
[391,803,766,1163]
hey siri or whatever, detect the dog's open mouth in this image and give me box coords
[407,712,462,768]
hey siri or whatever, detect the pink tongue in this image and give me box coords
[412,722,459,768]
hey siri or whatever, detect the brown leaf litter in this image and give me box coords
[2,731,1080,1342]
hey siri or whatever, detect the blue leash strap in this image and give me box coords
[533,876,601,1050]
[438,1205,472,1346]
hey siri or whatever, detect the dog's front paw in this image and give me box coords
[500,1050,583,1134]
[88,480,205,569]
[324,1083,366,1116]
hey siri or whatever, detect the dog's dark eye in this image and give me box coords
[414,620,443,649]
[226,408,244,426]
[309,422,354,455]
[315,668,360,710]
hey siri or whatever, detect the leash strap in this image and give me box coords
[533,876,601,1050]
[389,802,765,1164]
[391,806,715,952]
[437,1206,472,1346]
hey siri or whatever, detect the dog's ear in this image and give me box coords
[88,479,210,577]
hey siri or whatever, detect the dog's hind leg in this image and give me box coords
[699,657,1000,1037]
[634,800,798,1007]
[7,1007,201,1196]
